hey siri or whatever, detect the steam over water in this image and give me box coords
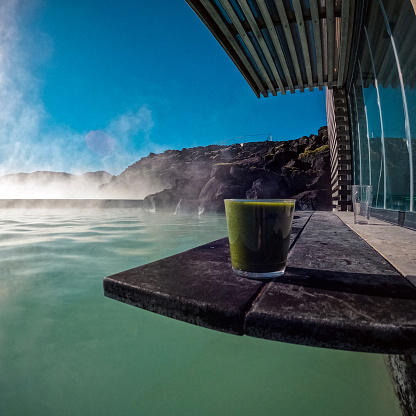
[0,208,401,416]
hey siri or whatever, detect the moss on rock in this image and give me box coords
[299,144,330,159]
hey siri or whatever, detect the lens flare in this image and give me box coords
[85,130,115,156]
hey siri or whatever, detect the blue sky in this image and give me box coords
[0,0,326,176]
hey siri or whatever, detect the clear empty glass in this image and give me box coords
[352,185,372,224]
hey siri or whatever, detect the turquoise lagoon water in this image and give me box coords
[0,208,402,416]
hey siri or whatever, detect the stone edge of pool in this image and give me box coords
[103,211,416,355]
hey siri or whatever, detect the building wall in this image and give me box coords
[326,88,353,211]
[347,0,416,213]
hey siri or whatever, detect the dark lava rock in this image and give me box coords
[293,189,333,211]
[198,176,248,213]
[143,177,208,213]
[174,199,201,215]
[143,188,178,212]
[264,150,298,173]
[107,127,332,213]
[245,172,290,199]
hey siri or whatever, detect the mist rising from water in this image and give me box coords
[0,169,167,201]
[0,171,114,199]
[0,0,163,178]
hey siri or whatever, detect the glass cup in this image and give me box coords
[352,185,372,224]
[224,199,295,279]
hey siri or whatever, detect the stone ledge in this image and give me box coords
[245,282,416,353]
[103,211,416,354]
[245,213,416,353]
[104,238,263,335]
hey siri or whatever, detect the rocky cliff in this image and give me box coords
[104,126,331,213]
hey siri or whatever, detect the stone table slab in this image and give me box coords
[104,212,312,335]
[104,211,416,354]
[104,237,262,335]
[245,282,416,353]
[245,213,416,353]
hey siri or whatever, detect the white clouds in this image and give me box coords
[107,106,154,140]
[86,105,158,174]
[97,105,167,172]
[0,0,158,176]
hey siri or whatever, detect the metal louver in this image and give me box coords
[185,0,356,97]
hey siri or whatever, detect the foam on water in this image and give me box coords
[0,208,402,416]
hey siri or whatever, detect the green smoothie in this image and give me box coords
[224,199,295,278]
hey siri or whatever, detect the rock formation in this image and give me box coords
[104,126,331,213]
[0,127,331,210]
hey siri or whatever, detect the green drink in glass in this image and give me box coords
[224,199,295,279]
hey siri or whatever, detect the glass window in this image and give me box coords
[348,0,415,211]
[357,84,371,187]
[360,17,385,208]
[385,0,416,211]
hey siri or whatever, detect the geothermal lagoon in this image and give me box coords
[0,207,401,416]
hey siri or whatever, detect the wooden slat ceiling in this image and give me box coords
[185,0,356,97]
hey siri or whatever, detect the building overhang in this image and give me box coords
[185,0,356,97]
